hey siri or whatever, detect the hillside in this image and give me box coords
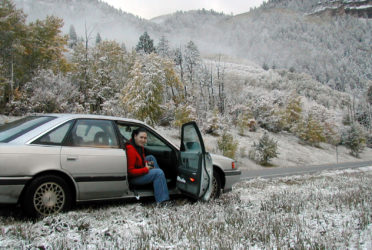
[13,0,155,46]
[13,0,372,94]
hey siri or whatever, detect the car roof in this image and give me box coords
[4,113,149,144]
[38,113,145,124]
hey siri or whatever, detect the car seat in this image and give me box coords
[94,131,109,145]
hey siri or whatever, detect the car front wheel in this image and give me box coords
[22,175,72,217]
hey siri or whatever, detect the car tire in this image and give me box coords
[21,175,72,217]
[210,171,222,199]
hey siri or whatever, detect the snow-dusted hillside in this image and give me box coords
[13,0,154,46]
[13,0,372,93]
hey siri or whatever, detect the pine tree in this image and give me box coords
[342,123,366,158]
[135,31,155,54]
[68,24,78,48]
[156,36,170,58]
[95,32,102,45]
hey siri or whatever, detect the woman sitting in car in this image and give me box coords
[125,128,169,204]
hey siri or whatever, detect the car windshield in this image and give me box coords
[0,116,55,142]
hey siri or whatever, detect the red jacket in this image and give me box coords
[125,142,149,177]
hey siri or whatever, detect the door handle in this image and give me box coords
[67,156,78,161]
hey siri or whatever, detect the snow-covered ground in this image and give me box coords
[1,167,371,249]
[1,115,371,248]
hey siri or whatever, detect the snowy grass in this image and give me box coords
[1,167,371,249]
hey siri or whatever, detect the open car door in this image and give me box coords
[176,122,213,200]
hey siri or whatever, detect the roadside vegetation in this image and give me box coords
[1,167,371,248]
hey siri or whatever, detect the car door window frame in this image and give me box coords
[31,120,74,146]
[116,122,177,150]
[65,119,120,149]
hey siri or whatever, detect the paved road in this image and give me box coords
[240,160,372,180]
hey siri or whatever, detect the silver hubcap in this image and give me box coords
[33,182,65,216]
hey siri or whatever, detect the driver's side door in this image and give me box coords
[176,122,213,200]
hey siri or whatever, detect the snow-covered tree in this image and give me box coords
[95,32,102,45]
[217,132,238,159]
[294,114,326,147]
[14,69,82,114]
[249,132,279,166]
[173,47,185,87]
[121,53,165,126]
[204,108,221,135]
[184,41,200,88]
[342,123,366,158]
[173,103,197,128]
[156,36,170,58]
[135,31,155,54]
[68,24,78,48]
[89,40,127,114]
[162,58,184,104]
[279,94,303,131]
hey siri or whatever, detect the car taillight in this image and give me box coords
[232,162,236,169]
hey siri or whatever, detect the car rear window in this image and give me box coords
[0,116,56,142]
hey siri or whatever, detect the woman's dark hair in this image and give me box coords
[131,127,147,142]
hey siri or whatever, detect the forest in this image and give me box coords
[0,0,371,161]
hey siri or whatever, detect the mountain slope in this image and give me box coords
[14,0,155,46]
[13,0,372,93]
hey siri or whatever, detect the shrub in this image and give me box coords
[173,103,196,128]
[294,115,325,147]
[204,109,221,135]
[323,122,340,145]
[217,132,238,159]
[342,123,366,157]
[249,132,279,166]
[279,95,302,131]
[237,111,256,135]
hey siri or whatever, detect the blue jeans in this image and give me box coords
[130,155,170,203]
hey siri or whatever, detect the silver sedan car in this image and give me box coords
[0,114,241,217]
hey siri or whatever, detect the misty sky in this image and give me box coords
[101,0,266,19]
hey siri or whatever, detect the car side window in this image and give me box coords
[116,124,166,147]
[32,121,73,145]
[146,132,166,147]
[69,119,119,148]
[117,124,135,142]
[182,125,202,153]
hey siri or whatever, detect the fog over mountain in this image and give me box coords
[13,0,372,92]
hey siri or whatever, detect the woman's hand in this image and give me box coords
[145,162,154,170]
